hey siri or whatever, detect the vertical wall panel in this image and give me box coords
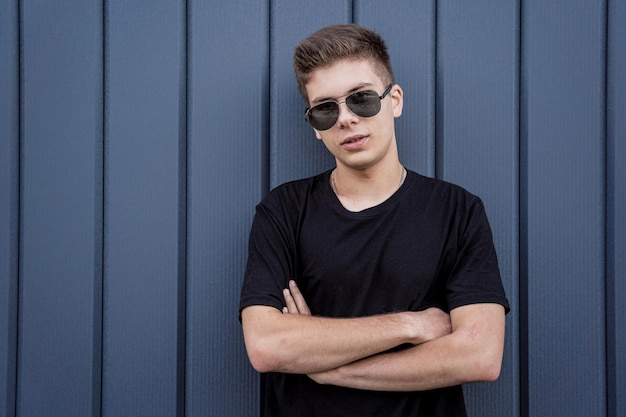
[0,1,19,417]
[607,1,626,416]
[437,2,519,416]
[522,1,606,416]
[186,1,268,416]
[18,1,103,416]
[355,0,437,177]
[269,0,350,188]
[103,2,185,416]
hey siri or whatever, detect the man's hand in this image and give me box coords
[307,303,505,391]
[306,306,452,387]
[282,280,451,345]
[282,280,311,315]
[411,307,452,345]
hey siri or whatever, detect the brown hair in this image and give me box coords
[293,24,395,102]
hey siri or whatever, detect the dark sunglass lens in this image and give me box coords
[309,101,339,130]
[346,91,381,118]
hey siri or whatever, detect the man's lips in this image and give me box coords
[340,135,368,146]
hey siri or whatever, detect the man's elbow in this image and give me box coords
[457,332,504,382]
[477,357,502,382]
[247,353,273,374]
[470,346,503,382]
[245,337,281,373]
[242,307,287,373]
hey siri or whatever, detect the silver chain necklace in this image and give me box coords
[330,166,407,195]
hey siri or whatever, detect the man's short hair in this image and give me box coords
[293,24,395,102]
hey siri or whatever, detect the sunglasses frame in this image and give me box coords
[304,83,395,131]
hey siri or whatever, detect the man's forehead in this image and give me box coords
[308,82,376,105]
[305,59,382,103]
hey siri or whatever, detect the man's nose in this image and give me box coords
[335,101,359,127]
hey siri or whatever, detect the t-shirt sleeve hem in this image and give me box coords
[238,297,284,322]
[448,293,511,314]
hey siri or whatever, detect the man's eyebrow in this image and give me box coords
[310,82,374,105]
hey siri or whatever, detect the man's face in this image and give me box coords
[304,58,403,172]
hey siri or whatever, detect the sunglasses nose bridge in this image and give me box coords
[335,98,361,123]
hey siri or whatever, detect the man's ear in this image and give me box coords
[315,130,322,140]
[391,84,403,118]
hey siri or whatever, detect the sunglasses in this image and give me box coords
[304,84,394,131]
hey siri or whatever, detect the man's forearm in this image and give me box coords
[243,280,452,375]
[309,303,506,391]
[242,306,436,374]
[309,332,481,391]
[242,305,420,374]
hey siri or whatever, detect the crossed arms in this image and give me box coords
[241,280,506,392]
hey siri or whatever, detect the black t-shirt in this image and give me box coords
[240,169,510,417]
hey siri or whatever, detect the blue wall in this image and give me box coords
[0,1,624,416]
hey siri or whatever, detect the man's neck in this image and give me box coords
[331,161,406,212]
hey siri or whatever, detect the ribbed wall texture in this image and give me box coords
[0,1,624,416]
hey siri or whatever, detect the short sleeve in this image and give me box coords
[445,198,510,313]
[239,199,295,315]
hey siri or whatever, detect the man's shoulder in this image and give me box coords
[407,170,481,205]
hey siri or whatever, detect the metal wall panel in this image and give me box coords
[185,1,268,416]
[0,1,19,417]
[17,1,104,416]
[608,1,626,416]
[436,2,519,416]
[2,1,624,416]
[269,0,349,188]
[102,1,185,416]
[522,1,606,416]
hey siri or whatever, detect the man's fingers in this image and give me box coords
[283,288,298,314]
[288,280,311,315]
[282,280,312,315]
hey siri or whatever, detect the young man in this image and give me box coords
[240,24,509,416]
